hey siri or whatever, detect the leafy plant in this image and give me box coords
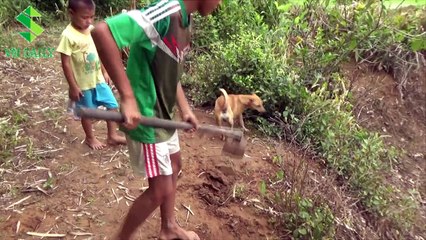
[286,197,335,240]
[0,110,28,163]
[0,0,32,29]
[259,180,267,196]
[186,0,423,236]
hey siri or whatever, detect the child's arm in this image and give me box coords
[176,82,198,129]
[60,54,83,101]
[100,63,112,86]
[91,22,141,129]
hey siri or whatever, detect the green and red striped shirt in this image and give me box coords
[105,0,191,143]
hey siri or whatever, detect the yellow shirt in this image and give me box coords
[57,24,105,91]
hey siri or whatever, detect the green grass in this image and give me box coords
[384,0,426,8]
[287,0,425,8]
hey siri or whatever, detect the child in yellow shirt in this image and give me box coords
[57,0,125,149]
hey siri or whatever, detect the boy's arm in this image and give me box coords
[60,54,83,101]
[91,22,141,129]
[100,63,112,85]
[176,82,198,129]
[57,33,82,102]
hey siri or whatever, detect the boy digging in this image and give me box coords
[57,0,126,149]
[91,0,222,239]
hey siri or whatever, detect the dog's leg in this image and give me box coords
[238,115,249,132]
[221,117,234,141]
[229,113,234,130]
[217,117,226,141]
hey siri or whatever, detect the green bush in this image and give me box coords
[0,110,28,163]
[94,0,131,16]
[286,197,335,240]
[185,0,423,236]
[0,0,32,29]
[297,79,418,226]
[192,0,272,50]
[0,0,133,29]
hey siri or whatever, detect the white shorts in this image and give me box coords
[126,131,180,178]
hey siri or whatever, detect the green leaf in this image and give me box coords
[301,198,313,208]
[299,211,310,219]
[277,3,292,12]
[259,180,267,196]
[410,38,426,51]
[276,170,285,180]
[395,33,405,43]
[298,228,307,235]
[294,16,300,24]
[349,39,357,50]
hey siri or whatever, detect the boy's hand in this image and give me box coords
[101,64,111,85]
[181,109,199,132]
[121,98,142,130]
[104,74,117,91]
[104,73,112,86]
[69,86,83,101]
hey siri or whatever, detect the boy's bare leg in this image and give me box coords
[106,108,126,145]
[82,118,105,150]
[159,152,200,240]
[116,175,174,240]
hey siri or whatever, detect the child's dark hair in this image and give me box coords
[68,0,95,11]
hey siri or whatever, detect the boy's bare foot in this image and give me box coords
[159,226,200,240]
[107,135,127,146]
[84,137,106,150]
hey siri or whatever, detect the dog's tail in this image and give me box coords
[219,88,229,111]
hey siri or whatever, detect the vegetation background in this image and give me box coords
[1,0,425,239]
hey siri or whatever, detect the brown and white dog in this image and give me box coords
[214,88,266,137]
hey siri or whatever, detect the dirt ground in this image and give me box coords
[0,113,280,239]
[0,37,425,239]
[0,52,297,239]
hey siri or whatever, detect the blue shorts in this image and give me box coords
[76,82,118,109]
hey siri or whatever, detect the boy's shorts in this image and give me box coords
[76,82,118,109]
[126,131,180,178]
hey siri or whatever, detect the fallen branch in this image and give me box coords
[78,191,84,206]
[16,221,20,234]
[69,232,93,236]
[124,195,135,202]
[5,195,31,210]
[22,166,50,172]
[35,186,50,195]
[34,148,63,155]
[64,166,77,176]
[26,232,66,238]
[109,151,120,162]
[253,204,282,216]
[111,188,120,204]
[108,197,123,205]
[63,219,86,231]
[41,129,60,140]
[0,168,13,174]
[181,204,194,216]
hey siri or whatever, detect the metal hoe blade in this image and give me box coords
[221,135,247,159]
